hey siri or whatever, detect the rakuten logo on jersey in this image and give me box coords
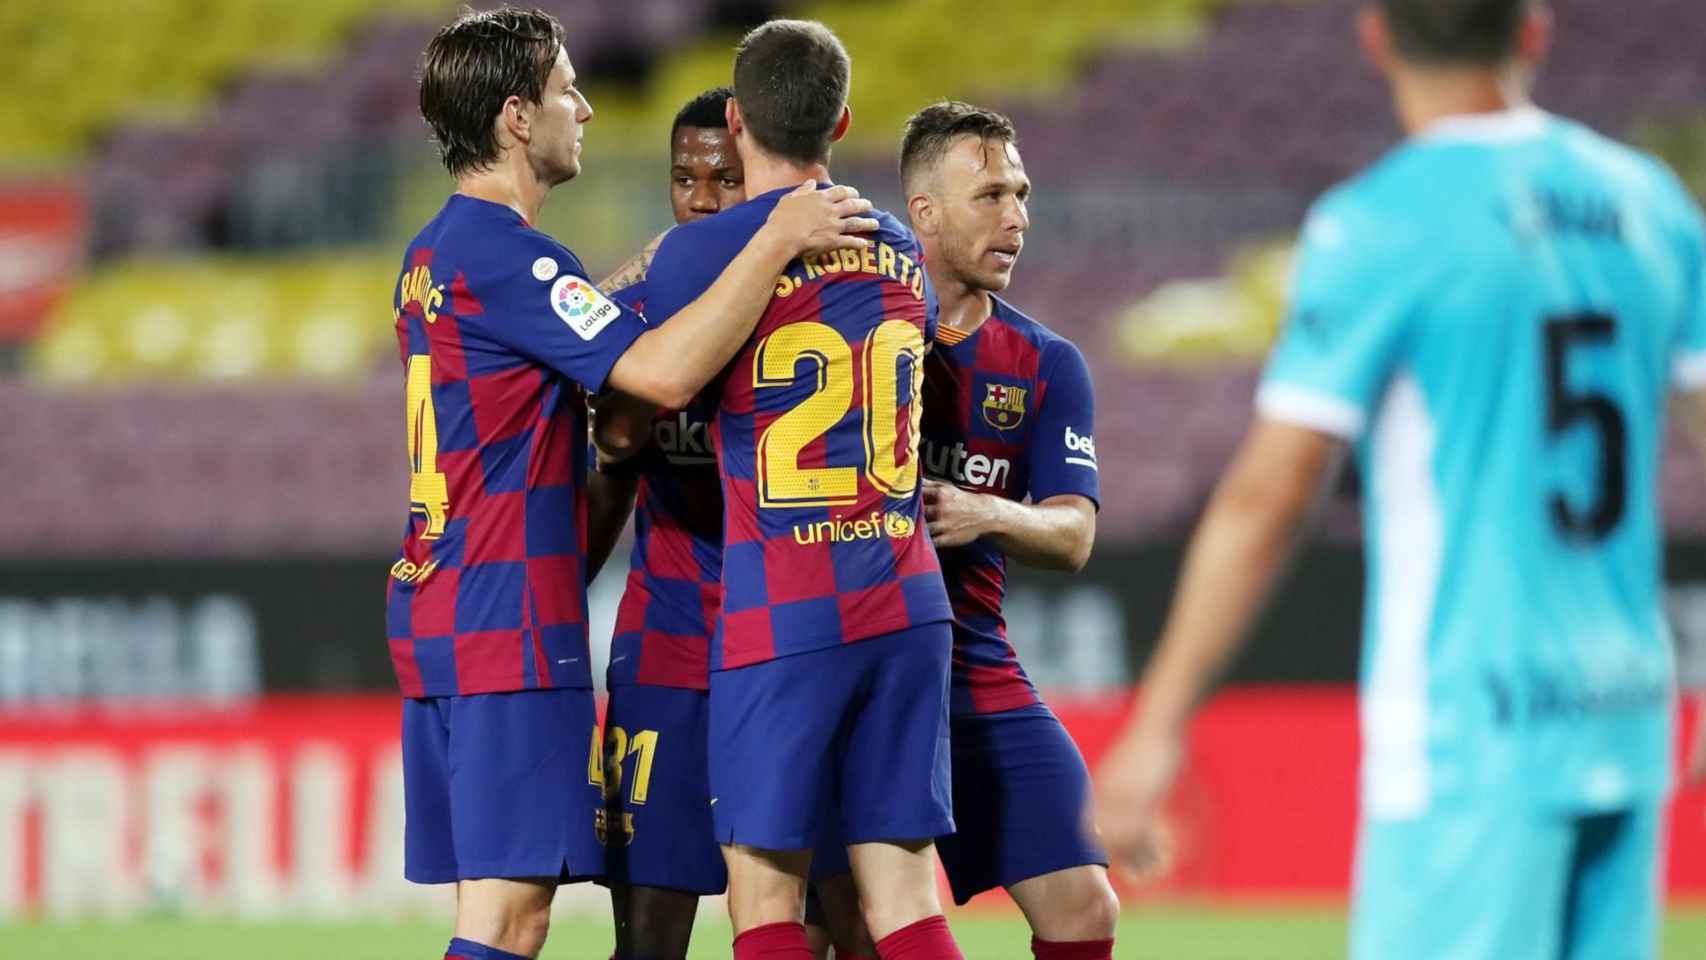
[922,439,1011,490]
[654,412,714,465]
[1064,426,1097,470]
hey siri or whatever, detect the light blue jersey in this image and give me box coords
[1260,109,1706,819]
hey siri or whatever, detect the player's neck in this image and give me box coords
[742,156,833,198]
[455,159,552,225]
[932,269,995,336]
[1391,64,1533,137]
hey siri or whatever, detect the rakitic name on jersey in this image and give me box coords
[791,509,917,546]
[395,264,444,323]
[772,241,926,301]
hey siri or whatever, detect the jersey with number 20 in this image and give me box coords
[643,185,953,671]
[1258,110,1706,816]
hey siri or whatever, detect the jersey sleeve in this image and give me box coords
[1028,338,1100,508]
[641,221,732,326]
[1257,196,1414,439]
[1671,196,1706,391]
[471,233,646,395]
[612,279,650,322]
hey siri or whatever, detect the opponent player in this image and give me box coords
[1094,2,1706,958]
[639,20,964,960]
[586,86,748,960]
[391,11,875,960]
[808,102,1118,960]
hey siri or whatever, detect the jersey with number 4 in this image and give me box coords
[924,297,1100,716]
[644,185,953,670]
[1258,109,1706,815]
[386,194,646,698]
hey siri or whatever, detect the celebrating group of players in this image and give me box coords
[390,10,1108,960]
[387,2,1706,959]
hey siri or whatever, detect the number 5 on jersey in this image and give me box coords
[405,354,450,539]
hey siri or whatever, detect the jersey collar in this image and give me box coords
[1415,107,1550,145]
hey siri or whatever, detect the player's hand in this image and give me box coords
[922,479,995,549]
[765,180,878,256]
[1093,727,1183,882]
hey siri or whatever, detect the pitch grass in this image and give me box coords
[10,906,1706,959]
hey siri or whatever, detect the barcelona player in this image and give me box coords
[639,20,965,960]
[1095,2,1706,958]
[390,10,875,960]
[808,102,1118,960]
[583,86,748,960]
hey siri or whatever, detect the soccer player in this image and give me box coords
[1093,2,1706,958]
[390,10,875,960]
[585,86,748,960]
[639,20,964,960]
[807,102,1118,960]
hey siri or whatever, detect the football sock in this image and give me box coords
[444,938,529,960]
[733,921,817,959]
[1030,936,1115,960]
[874,915,964,960]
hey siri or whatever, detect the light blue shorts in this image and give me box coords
[1352,801,1664,960]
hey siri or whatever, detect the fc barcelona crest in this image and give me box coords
[981,383,1028,430]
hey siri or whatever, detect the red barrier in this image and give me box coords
[0,691,1700,917]
[0,181,86,342]
[1056,689,1706,897]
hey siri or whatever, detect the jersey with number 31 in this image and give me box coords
[1258,110,1706,816]
[386,194,646,698]
[644,185,953,671]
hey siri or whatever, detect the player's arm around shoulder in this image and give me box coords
[603,181,879,409]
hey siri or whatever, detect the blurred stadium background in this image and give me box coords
[2,0,1706,956]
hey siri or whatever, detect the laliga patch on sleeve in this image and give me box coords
[551,275,623,341]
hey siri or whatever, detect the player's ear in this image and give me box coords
[1356,7,1396,78]
[830,106,852,144]
[499,94,530,148]
[906,189,936,238]
[1514,5,1553,71]
[725,98,744,139]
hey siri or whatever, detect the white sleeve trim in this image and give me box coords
[1673,350,1706,391]
[1256,382,1366,439]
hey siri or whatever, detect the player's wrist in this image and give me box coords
[751,216,802,265]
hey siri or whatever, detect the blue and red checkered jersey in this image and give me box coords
[645,185,953,670]
[386,194,646,698]
[606,280,725,691]
[923,297,1100,715]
